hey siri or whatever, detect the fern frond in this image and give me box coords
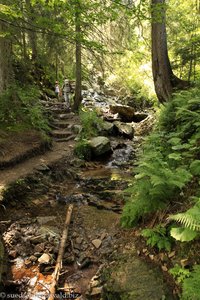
[169,201,200,231]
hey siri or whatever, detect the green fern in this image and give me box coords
[169,264,190,284]
[141,225,172,251]
[181,265,200,300]
[122,87,200,228]
[169,200,200,232]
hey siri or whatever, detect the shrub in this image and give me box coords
[78,107,103,139]
[0,84,49,133]
[74,139,92,160]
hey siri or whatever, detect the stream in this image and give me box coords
[1,139,176,300]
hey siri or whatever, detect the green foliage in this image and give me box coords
[0,84,49,133]
[169,199,200,242]
[141,225,172,252]
[78,108,103,139]
[181,265,200,300]
[122,88,200,227]
[74,139,92,160]
[169,264,190,284]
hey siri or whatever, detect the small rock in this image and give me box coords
[90,286,103,296]
[9,250,18,258]
[168,251,176,258]
[38,253,51,264]
[100,232,107,240]
[24,259,32,268]
[161,265,168,272]
[34,252,42,258]
[180,259,191,268]
[92,239,102,249]
[29,255,38,262]
[149,254,154,260]
[34,243,46,253]
[30,235,45,244]
[75,237,83,244]
[159,253,168,262]
[142,248,148,253]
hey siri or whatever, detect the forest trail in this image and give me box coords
[0,101,79,200]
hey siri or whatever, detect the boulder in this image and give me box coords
[89,136,111,157]
[109,105,135,122]
[113,121,134,139]
[132,112,148,123]
[99,122,114,135]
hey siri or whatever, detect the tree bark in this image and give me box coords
[73,0,82,112]
[151,0,189,103]
[0,20,12,94]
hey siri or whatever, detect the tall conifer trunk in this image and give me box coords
[73,0,82,112]
[0,20,12,93]
[151,0,189,102]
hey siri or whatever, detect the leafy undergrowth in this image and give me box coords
[0,83,50,135]
[121,87,200,299]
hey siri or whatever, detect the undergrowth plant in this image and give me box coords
[181,265,200,300]
[0,84,49,133]
[74,107,104,159]
[78,107,104,139]
[169,264,190,284]
[142,225,172,251]
[121,87,200,228]
[169,198,200,242]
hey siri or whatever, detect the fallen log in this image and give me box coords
[48,204,73,300]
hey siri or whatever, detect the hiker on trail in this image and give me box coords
[55,81,61,100]
[62,78,72,108]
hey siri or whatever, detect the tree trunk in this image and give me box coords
[25,0,37,61]
[151,0,189,103]
[73,1,82,112]
[0,21,12,93]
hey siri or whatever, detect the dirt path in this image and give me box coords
[0,110,79,199]
[0,141,73,195]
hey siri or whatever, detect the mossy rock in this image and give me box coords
[102,253,174,300]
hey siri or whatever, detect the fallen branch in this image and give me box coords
[48,204,73,300]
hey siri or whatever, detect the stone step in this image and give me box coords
[51,130,72,139]
[45,107,70,114]
[54,135,76,142]
[58,113,71,120]
[51,120,71,128]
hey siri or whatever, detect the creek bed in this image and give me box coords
[1,144,176,299]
